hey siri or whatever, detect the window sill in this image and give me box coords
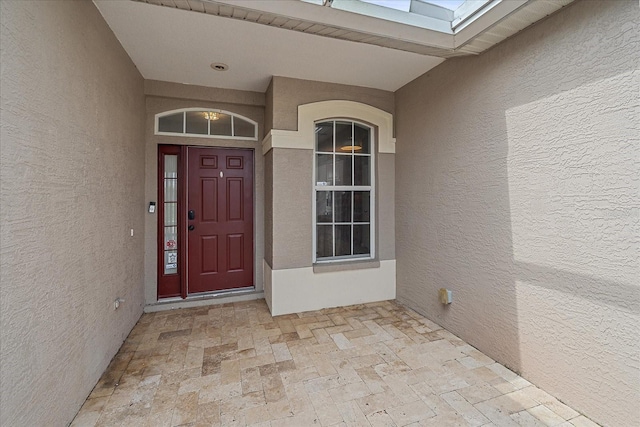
[313,259,380,274]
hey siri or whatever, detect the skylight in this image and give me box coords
[425,0,466,10]
[360,0,467,12]
[359,0,410,12]
[346,0,495,33]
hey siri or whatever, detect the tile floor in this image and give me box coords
[71,300,599,427]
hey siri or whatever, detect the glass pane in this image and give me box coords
[354,191,370,222]
[334,191,352,223]
[335,155,352,186]
[316,225,333,258]
[164,226,177,250]
[164,202,177,226]
[209,113,232,136]
[316,191,333,223]
[164,250,178,275]
[164,155,177,178]
[316,121,333,153]
[354,123,370,154]
[335,121,353,153]
[335,225,351,256]
[316,154,333,186]
[164,179,177,202]
[354,156,370,186]
[158,113,183,133]
[353,225,370,255]
[234,116,255,138]
[186,111,208,135]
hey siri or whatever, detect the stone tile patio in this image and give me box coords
[71,300,599,427]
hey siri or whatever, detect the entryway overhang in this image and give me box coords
[96,0,576,92]
[131,0,576,57]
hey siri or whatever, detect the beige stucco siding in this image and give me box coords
[145,79,265,107]
[394,1,639,426]
[143,89,266,303]
[269,76,395,131]
[270,148,314,269]
[377,153,396,261]
[0,1,146,426]
[265,79,274,135]
[264,149,274,266]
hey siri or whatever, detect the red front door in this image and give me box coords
[187,147,254,293]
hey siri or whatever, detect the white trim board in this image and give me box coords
[264,259,396,316]
[262,100,396,155]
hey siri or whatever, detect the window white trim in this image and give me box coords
[312,119,376,264]
[261,100,395,154]
[155,107,258,141]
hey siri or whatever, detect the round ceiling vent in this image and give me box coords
[210,62,229,71]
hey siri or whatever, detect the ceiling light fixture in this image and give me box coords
[340,138,363,152]
[203,111,220,121]
[210,62,229,71]
[340,145,363,152]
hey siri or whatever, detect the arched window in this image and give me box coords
[314,119,374,262]
[155,108,257,140]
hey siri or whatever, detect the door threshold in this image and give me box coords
[146,287,263,312]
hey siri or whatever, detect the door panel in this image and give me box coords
[201,179,218,221]
[227,178,244,220]
[201,236,219,273]
[227,234,244,271]
[187,147,253,294]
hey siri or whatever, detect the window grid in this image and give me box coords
[155,108,258,140]
[163,154,179,275]
[314,120,373,262]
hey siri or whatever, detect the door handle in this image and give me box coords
[188,225,195,231]
[188,210,195,220]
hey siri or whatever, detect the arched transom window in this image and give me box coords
[155,108,257,140]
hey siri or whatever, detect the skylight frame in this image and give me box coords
[303,0,516,35]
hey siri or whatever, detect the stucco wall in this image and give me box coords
[270,148,315,269]
[394,1,639,426]
[143,87,266,304]
[0,1,146,426]
[269,76,395,131]
[264,150,274,266]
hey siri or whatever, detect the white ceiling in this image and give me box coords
[95,0,445,93]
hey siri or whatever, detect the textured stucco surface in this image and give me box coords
[264,79,274,135]
[394,1,639,426]
[264,150,274,266]
[0,1,146,425]
[269,76,395,131]
[145,79,265,107]
[270,148,314,269]
[144,91,265,303]
[377,153,395,261]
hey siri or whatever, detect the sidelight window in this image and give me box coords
[314,120,374,262]
[162,153,179,275]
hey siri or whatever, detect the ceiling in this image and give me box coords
[95,0,574,93]
[94,0,444,93]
